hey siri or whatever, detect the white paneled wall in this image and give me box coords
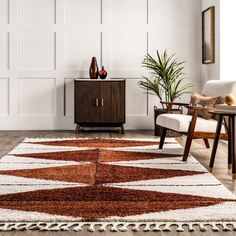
[0,0,201,130]
[18,32,56,71]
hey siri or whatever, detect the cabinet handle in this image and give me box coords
[101,98,104,107]
[96,98,99,107]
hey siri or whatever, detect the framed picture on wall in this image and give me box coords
[202,6,215,64]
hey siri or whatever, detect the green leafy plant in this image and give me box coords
[138,50,192,109]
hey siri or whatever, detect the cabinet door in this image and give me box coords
[74,81,101,123]
[100,81,125,123]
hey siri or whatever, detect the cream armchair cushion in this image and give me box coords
[156,113,226,133]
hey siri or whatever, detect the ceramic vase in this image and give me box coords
[89,57,99,79]
[98,66,108,79]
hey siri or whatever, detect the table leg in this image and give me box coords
[230,115,236,180]
[228,117,232,169]
[209,114,223,172]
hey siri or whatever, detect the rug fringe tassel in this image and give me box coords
[0,222,236,232]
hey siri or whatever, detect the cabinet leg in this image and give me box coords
[75,124,80,134]
[121,124,125,134]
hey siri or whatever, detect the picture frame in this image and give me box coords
[202,6,215,64]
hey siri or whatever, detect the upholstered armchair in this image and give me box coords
[156,80,236,162]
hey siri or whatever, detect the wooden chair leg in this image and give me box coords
[209,114,223,172]
[182,134,193,161]
[159,128,167,149]
[182,110,198,162]
[203,138,210,149]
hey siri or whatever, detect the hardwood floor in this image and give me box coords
[0,130,235,236]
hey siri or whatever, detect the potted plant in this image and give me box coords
[138,50,192,136]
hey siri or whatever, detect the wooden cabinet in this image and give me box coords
[74,79,126,133]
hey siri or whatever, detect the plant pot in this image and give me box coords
[154,106,183,137]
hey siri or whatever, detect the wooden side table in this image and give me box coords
[209,110,236,180]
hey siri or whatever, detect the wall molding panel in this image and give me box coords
[17,0,56,24]
[0,32,9,71]
[0,0,9,24]
[64,0,102,25]
[0,0,201,130]
[109,0,149,25]
[18,77,56,116]
[0,78,10,116]
[17,32,56,71]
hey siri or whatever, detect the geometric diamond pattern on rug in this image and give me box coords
[0,164,96,184]
[0,186,233,220]
[95,164,206,184]
[1,137,236,224]
[13,150,100,162]
[98,150,183,162]
[28,138,167,148]
[0,163,206,184]
[13,149,183,163]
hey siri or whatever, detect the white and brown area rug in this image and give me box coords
[0,137,236,232]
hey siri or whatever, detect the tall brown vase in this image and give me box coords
[89,57,99,79]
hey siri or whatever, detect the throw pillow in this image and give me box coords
[188,92,220,119]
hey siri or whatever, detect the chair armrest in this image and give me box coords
[160,101,189,113]
[186,105,213,112]
[160,101,189,107]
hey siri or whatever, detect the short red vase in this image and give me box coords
[98,66,107,79]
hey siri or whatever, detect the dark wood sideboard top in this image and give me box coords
[75,78,125,82]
